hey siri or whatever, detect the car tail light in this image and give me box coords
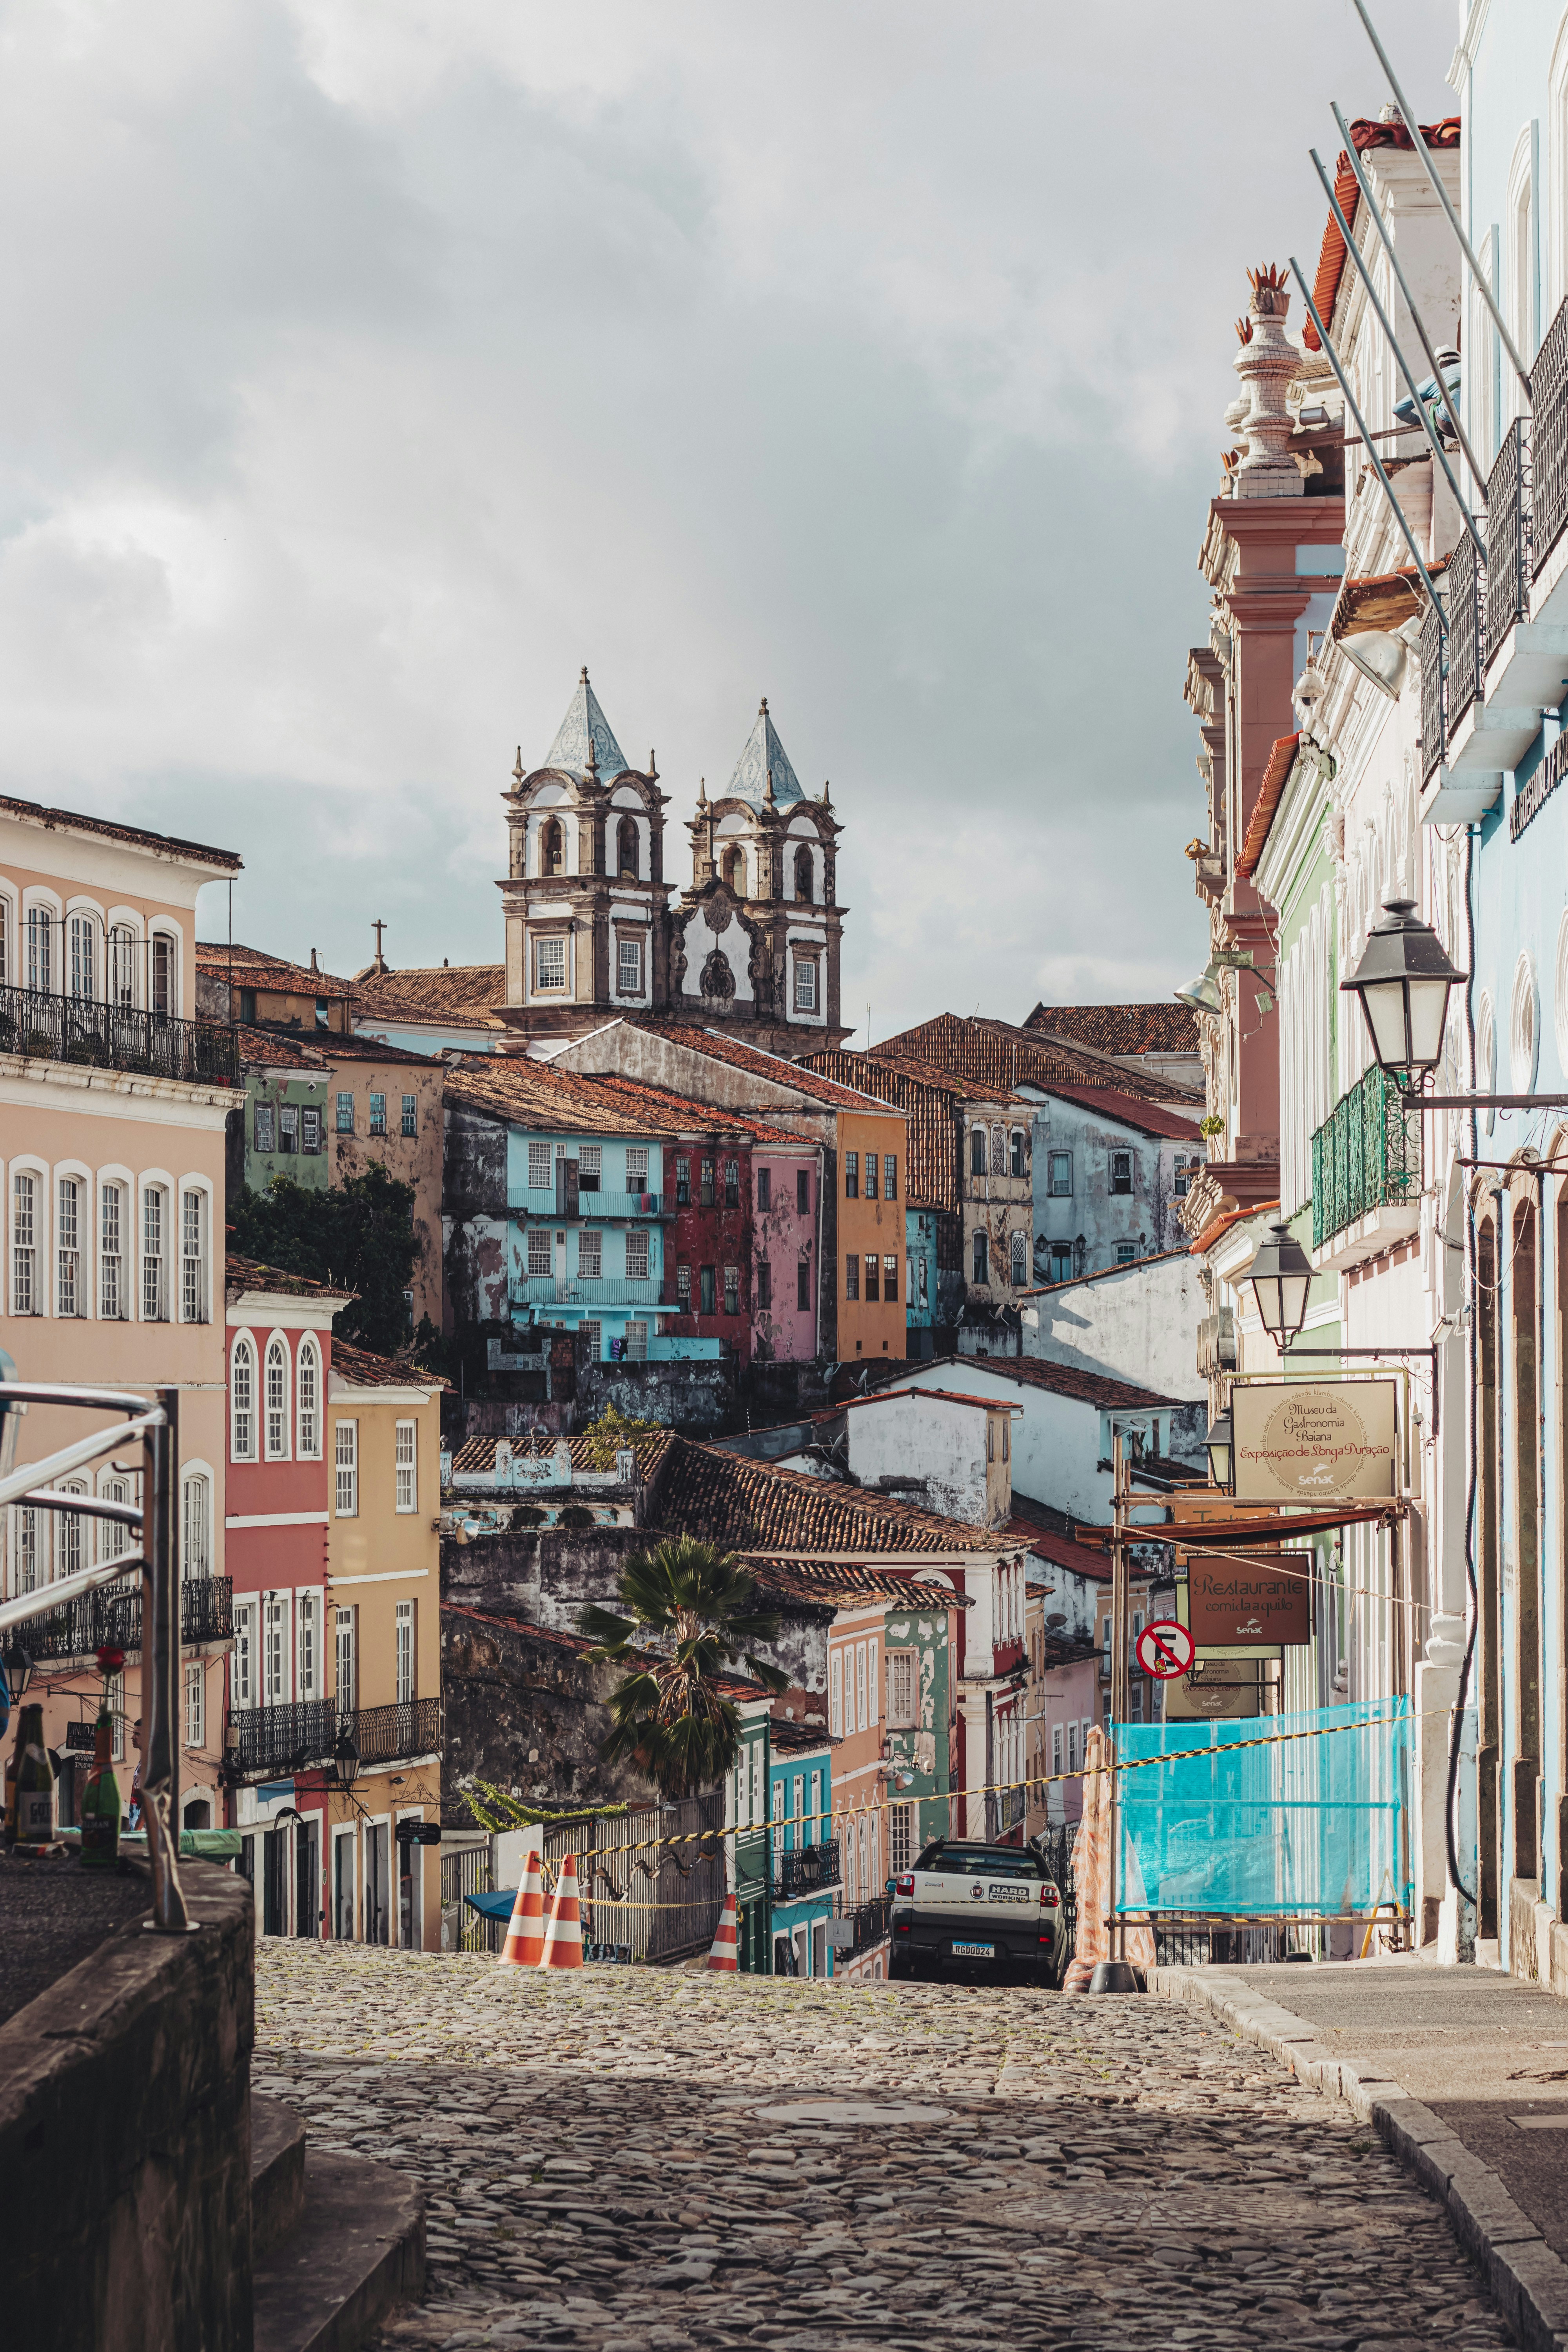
[1039,1882,1060,1907]
[894,1873,915,1896]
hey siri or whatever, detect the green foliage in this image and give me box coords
[229,1164,420,1354]
[457,1776,629,1833]
[579,1537,788,1800]
[578,1399,664,1472]
[1198,1114,1224,1139]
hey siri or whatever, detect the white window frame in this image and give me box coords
[395,1419,417,1514]
[534,933,567,992]
[185,1659,205,1749]
[617,936,642,995]
[230,1334,258,1462]
[233,1600,256,1711]
[624,1319,647,1361]
[56,1170,85,1317]
[264,1593,290,1706]
[887,1648,917,1729]
[578,1227,603,1281]
[99,1173,128,1321]
[181,1468,211,1579]
[140,1177,171,1323]
[528,1140,552,1191]
[395,1599,415,1704]
[626,1229,650,1281]
[526,1225,552,1278]
[296,1590,320,1701]
[855,1641,867,1734]
[793,953,818,1011]
[179,1183,209,1323]
[829,1647,843,1739]
[626,1146,650,1192]
[9,1161,44,1317]
[264,1332,291,1461]
[335,1605,356,1717]
[335,1419,359,1518]
[297,1336,323,1459]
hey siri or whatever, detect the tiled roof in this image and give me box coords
[195,942,354,998]
[224,1253,352,1301]
[353,966,507,1027]
[316,1032,443,1069]
[750,1557,970,1610]
[1235,734,1300,882]
[722,698,805,809]
[1,795,242,872]
[795,1047,1018,1214]
[587,1073,816,1148]
[234,1024,326,1069]
[622,1022,905,1114]
[1018,1244,1192,1298]
[768,1715,835,1755]
[449,1429,676,1479]
[653,1437,1022,1556]
[232,1024,443,1074]
[873,1014,1195,1107]
[330,1338,450,1389]
[843,1385,1016,1416]
[540,669,632,783]
[1003,1521,1113,1584]
[906,1353,1176,1413]
[1031,1082,1204,1142]
[1308,118,1459,345]
[446,1057,813,1145]
[1022,1003,1200,1057]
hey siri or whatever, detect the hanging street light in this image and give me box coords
[1205,1407,1234,1492]
[1247,1219,1314,1343]
[1339,898,1466,1078]
[1175,964,1224,1016]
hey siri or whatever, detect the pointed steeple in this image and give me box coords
[543,666,629,784]
[724,696,804,809]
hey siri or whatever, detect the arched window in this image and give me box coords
[297,1336,322,1458]
[1010,1231,1027,1286]
[182,1472,210,1579]
[541,818,564,877]
[68,913,97,1000]
[617,816,640,878]
[970,1127,987,1176]
[972,1229,989,1284]
[1009,1129,1026,1178]
[722,844,744,895]
[990,1125,1005,1174]
[231,1335,257,1461]
[264,1336,290,1459]
[794,846,813,903]
[109,925,136,1007]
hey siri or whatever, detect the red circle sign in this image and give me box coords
[1136,1619,1195,1680]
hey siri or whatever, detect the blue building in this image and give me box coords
[768,1719,838,1976]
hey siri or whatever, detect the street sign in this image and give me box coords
[1135,1619,1194,1681]
[1230,1380,1397,1504]
[1162,1660,1263,1722]
[1186,1552,1313,1647]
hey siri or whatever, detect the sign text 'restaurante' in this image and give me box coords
[1511,725,1568,843]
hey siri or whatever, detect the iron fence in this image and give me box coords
[1532,295,1568,573]
[1034,1821,1079,1953]
[1446,527,1484,724]
[1310,1063,1422,1249]
[845,1896,891,1958]
[0,980,238,1085]
[23,1572,233,1662]
[229,1698,338,1781]
[778,1838,840,1897]
[441,1842,498,1952]
[1486,417,1531,661]
[541,1791,728,1965]
[350,1697,443,1769]
[1419,598,1445,785]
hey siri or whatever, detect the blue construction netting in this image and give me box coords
[1112,1698,1412,1918]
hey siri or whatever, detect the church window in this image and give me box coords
[793,954,818,1011]
[541,819,565,877]
[617,937,642,995]
[845,1255,859,1300]
[794,846,813,902]
[617,817,640,878]
[970,1127,987,1177]
[844,1152,858,1199]
[535,935,566,991]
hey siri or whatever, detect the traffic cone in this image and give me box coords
[538,1853,585,1970]
[498,1845,545,1969]
[706,1891,739,1972]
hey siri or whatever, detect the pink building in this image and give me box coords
[751,1141,821,1361]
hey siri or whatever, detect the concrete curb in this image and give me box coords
[1152,1966,1568,2352]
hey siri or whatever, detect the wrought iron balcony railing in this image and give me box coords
[228,1698,339,1782]
[349,1697,443,1769]
[777,1839,841,1898]
[1419,599,1445,786]
[22,1573,233,1663]
[985,1785,1027,1839]
[845,1896,891,1957]
[0,980,238,1086]
[1532,297,1568,575]
[1446,527,1484,726]
[1310,1063,1422,1250]
[1486,417,1531,663]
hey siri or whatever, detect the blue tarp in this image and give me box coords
[1112,1698,1411,1918]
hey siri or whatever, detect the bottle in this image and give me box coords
[80,1706,121,1869]
[15,1705,56,1847]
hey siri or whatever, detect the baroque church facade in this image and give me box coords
[496,670,848,1056]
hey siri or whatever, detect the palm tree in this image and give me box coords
[579,1538,787,1799]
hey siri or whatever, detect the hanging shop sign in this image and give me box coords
[1184,1552,1312,1648]
[1162,1659,1263,1722]
[1230,1380,1396,1504]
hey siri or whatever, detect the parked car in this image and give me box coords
[887,1838,1067,1987]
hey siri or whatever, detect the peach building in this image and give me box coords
[0,793,243,1830]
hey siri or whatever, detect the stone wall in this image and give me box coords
[3,1860,254,2352]
[442,1606,665,1817]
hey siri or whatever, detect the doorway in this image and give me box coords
[295,1817,319,1939]
[365,1822,391,1946]
[334,1828,357,1942]
[261,1828,286,1936]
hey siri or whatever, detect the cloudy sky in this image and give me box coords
[0,1,1454,1040]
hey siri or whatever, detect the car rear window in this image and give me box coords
[917,1847,1043,1880]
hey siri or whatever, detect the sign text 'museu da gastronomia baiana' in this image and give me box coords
[1230,1380,1397,1504]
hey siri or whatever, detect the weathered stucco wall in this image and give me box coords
[442,1606,666,1817]
[1021,1250,1206,1402]
[844,1392,1000,1527]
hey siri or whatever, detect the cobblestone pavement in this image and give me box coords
[254,1945,1517,2352]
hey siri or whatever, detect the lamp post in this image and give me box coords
[1339,898,1466,1077]
[1247,1219,1314,1345]
[1205,1407,1234,1494]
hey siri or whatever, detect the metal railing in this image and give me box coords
[845,1896,891,1958]
[777,1838,840,1897]
[1419,598,1445,785]
[441,1842,497,1953]
[1310,1063,1423,1249]
[1446,526,1484,724]
[350,1697,443,1768]
[542,1791,726,1965]
[985,1784,1027,1838]
[22,1572,232,1662]
[1532,296,1568,573]
[228,1698,338,1781]
[0,981,238,1086]
[1486,417,1531,661]
[1034,1821,1079,1953]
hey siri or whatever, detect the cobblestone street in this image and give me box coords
[254,1946,1517,2351]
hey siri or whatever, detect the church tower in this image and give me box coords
[496,669,671,1048]
[670,698,848,1054]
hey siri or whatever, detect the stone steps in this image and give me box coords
[252,2098,425,2352]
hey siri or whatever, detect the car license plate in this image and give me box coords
[950,1940,995,1959]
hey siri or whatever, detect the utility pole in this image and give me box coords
[1109,1425,1126,1964]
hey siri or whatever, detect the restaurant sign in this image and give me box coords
[1230,1380,1396,1504]
[1185,1552,1312,1648]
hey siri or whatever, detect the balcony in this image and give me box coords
[349,1697,443,1769]
[22,1574,234,1664]
[225,1695,442,1784]
[844,1896,891,1958]
[1309,1064,1421,1267]
[776,1840,841,1899]
[985,1786,1027,1840]
[0,981,239,1087]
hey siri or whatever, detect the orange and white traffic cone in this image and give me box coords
[538,1852,585,1970]
[706,1891,739,1972]
[498,1845,545,1969]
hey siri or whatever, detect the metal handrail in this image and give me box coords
[0,1406,164,1514]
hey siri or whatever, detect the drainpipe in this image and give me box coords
[1445,826,1480,1911]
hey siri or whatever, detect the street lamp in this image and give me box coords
[1247,1219,1314,1343]
[1339,898,1466,1078]
[1205,1407,1233,1492]
[1175,964,1224,1016]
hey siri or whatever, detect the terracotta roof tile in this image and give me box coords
[224,1253,353,1302]
[1022,1004,1199,1056]
[195,942,354,997]
[905,1353,1177,1413]
[749,1557,970,1610]
[1030,1083,1204,1142]
[873,1014,1197,1106]
[1017,1243,1192,1298]
[447,1056,818,1146]
[1236,734,1300,882]
[330,1338,450,1389]
[794,1047,1018,1214]
[654,1436,1020,1556]
[2,795,242,871]
[234,1024,326,1069]
[1308,118,1459,346]
[354,965,507,1027]
[449,1430,676,1478]
[620,1021,906,1113]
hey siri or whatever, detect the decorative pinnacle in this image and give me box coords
[512,746,524,786]
[580,665,589,683]
[763,759,775,806]
[759,696,768,714]
[648,748,657,780]
[697,775,707,807]
[821,779,832,808]
[585,730,599,779]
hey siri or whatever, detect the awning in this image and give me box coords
[1074,1499,1406,1553]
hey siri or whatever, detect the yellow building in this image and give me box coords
[325,1341,446,1949]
